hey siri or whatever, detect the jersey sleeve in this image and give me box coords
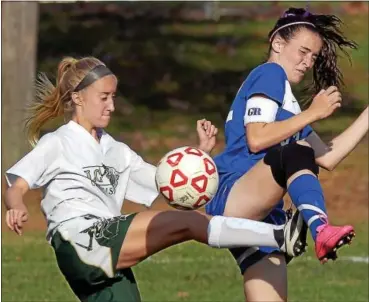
[125,149,159,207]
[5,133,62,189]
[247,63,287,105]
[244,96,279,124]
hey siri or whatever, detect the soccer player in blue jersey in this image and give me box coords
[206,7,368,301]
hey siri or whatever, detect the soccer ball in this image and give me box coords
[155,146,219,210]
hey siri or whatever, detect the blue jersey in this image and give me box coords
[214,62,313,176]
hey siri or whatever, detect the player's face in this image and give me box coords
[79,75,117,129]
[279,28,322,84]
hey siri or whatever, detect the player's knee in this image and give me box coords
[184,212,210,243]
[282,143,319,180]
[264,143,319,188]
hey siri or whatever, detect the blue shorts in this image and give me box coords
[205,172,289,274]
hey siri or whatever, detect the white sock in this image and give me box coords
[207,216,284,249]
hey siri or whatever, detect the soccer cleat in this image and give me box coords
[315,223,355,264]
[276,209,308,257]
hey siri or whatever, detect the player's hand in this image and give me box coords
[308,86,342,121]
[197,118,218,154]
[6,208,29,236]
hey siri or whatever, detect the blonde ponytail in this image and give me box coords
[25,56,106,147]
[25,57,78,146]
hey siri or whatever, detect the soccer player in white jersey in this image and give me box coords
[4,56,306,301]
[205,7,368,302]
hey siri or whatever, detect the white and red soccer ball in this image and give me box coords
[155,146,219,210]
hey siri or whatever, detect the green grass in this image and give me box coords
[2,223,368,302]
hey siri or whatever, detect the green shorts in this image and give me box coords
[51,213,140,302]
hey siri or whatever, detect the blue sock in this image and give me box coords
[288,174,327,241]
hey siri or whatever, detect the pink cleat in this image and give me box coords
[315,223,355,264]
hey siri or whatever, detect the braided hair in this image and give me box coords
[268,7,357,97]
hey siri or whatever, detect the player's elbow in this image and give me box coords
[246,123,268,153]
[316,157,337,172]
[319,162,336,172]
[247,137,264,153]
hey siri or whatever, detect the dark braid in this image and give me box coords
[268,7,357,98]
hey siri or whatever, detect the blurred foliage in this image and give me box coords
[37,2,368,126]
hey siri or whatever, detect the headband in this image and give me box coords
[74,65,113,92]
[269,21,316,42]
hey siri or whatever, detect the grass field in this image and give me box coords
[2,222,368,302]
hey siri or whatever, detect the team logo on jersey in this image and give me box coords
[247,107,261,116]
[83,164,121,195]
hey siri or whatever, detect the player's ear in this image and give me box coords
[271,35,286,54]
[71,92,82,106]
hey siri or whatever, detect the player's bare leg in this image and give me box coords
[243,253,287,302]
[224,142,355,262]
[116,211,208,268]
[221,151,309,302]
[116,210,290,269]
[224,159,285,221]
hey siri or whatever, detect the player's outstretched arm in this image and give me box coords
[305,106,368,171]
[4,177,30,235]
[246,87,342,153]
[196,118,218,155]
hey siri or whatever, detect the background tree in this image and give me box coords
[2,2,39,174]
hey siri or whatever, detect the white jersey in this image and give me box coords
[5,121,159,241]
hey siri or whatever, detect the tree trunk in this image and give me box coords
[1,2,39,175]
